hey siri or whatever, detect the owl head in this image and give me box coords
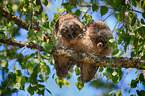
[54,14,84,42]
[85,21,113,56]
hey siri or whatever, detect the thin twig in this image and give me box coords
[103,11,116,22]
[121,68,131,94]
[0,7,38,30]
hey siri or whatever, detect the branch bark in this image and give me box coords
[0,7,39,30]
[0,38,145,69]
[0,5,145,70]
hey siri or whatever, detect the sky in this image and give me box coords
[1,0,144,96]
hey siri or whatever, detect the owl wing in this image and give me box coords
[53,14,82,79]
[53,55,75,78]
[80,63,98,83]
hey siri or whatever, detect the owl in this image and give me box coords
[53,14,84,78]
[78,21,113,83]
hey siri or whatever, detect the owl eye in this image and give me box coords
[97,42,103,48]
[71,26,80,37]
[95,37,107,48]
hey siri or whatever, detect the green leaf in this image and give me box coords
[139,64,145,69]
[39,26,48,32]
[42,42,51,52]
[115,13,121,22]
[100,6,108,17]
[75,67,80,76]
[43,65,50,73]
[12,83,20,89]
[75,10,81,16]
[55,78,64,88]
[99,66,104,72]
[137,26,145,38]
[64,79,70,88]
[33,5,41,11]
[136,90,145,96]
[62,3,75,12]
[111,75,118,84]
[20,76,28,89]
[112,49,119,55]
[131,16,136,27]
[39,73,49,82]
[27,86,35,95]
[1,60,8,68]
[139,73,144,82]
[115,51,124,57]
[131,79,139,88]
[114,90,122,96]
[67,73,72,79]
[131,0,137,7]
[92,3,99,12]
[16,70,22,77]
[27,29,36,42]
[56,8,65,13]
[51,35,57,46]
[75,81,84,90]
[142,13,145,19]
[30,58,40,65]
[36,31,43,41]
[131,51,136,57]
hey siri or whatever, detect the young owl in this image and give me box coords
[78,21,113,83]
[53,14,84,78]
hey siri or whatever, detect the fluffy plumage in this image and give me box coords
[53,14,84,78]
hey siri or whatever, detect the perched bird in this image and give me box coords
[78,21,113,83]
[53,14,84,78]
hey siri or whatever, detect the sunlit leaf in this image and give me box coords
[109,90,116,95]
[42,0,48,6]
[67,73,72,79]
[75,67,80,76]
[80,7,88,12]
[39,73,49,82]
[56,8,65,13]
[75,81,84,90]
[42,42,51,52]
[55,78,65,88]
[64,79,70,88]
[115,51,124,57]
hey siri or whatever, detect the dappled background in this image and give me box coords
[0,0,145,96]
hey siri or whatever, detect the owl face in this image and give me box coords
[59,19,83,41]
[85,21,113,56]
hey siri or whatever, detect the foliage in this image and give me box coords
[0,0,145,96]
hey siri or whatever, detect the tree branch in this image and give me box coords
[0,38,145,69]
[0,7,39,30]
